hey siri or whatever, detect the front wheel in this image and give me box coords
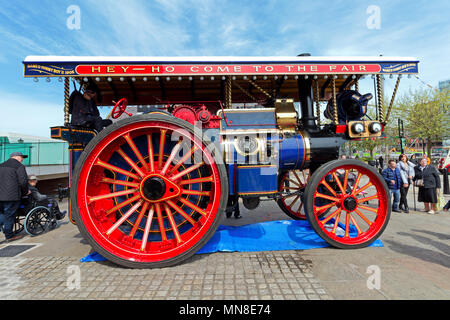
[304,159,391,249]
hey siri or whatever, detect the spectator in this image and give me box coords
[378,155,384,169]
[413,158,441,214]
[28,176,66,221]
[410,154,419,166]
[0,152,29,242]
[382,160,402,213]
[398,154,415,213]
[443,200,450,212]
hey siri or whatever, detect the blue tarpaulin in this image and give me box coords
[80,219,383,262]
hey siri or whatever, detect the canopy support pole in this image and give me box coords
[314,79,321,128]
[331,77,338,125]
[376,74,384,123]
[225,76,232,108]
[64,77,70,126]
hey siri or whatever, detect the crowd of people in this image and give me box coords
[0,152,66,243]
[379,154,446,214]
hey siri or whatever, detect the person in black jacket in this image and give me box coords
[413,158,441,214]
[0,152,29,242]
[70,84,112,132]
[28,175,66,221]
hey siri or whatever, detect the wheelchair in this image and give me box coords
[13,197,58,236]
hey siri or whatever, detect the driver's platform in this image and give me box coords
[50,126,97,146]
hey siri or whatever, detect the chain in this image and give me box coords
[246,79,273,99]
[384,75,401,124]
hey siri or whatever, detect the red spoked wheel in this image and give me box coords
[71,114,228,268]
[304,159,390,249]
[277,169,310,220]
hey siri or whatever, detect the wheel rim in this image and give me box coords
[279,169,309,219]
[311,164,388,246]
[76,120,222,263]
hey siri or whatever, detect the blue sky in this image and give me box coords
[0,0,449,137]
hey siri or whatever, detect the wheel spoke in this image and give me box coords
[116,149,146,178]
[106,200,143,236]
[88,188,138,204]
[166,200,196,225]
[164,204,183,245]
[106,194,141,215]
[292,170,303,187]
[140,205,155,251]
[332,172,346,195]
[343,170,349,192]
[129,201,149,239]
[351,173,363,195]
[147,134,155,173]
[123,134,149,172]
[357,194,378,203]
[95,160,140,181]
[315,201,337,214]
[285,178,300,187]
[182,189,212,196]
[349,213,363,235]
[321,207,342,225]
[354,182,373,196]
[288,195,299,208]
[158,129,167,170]
[354,208,373,226]
[331,210,341,234]
[315,192,340,202]
[320,179,338,197]
[179,176,214,185]
[345,212,350,238]
[178,197,208,216]
[101,178,139,188]
[170,162,204,181]
[358,204,378,213]
[155,203,167,241]
[297,202,304,214]
[168,146,198,175]
[161,141,182,175]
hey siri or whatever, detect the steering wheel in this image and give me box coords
[111,98,132,119]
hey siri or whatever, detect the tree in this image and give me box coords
[393,88,450,157]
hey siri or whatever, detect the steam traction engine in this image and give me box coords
[23,55,419,268]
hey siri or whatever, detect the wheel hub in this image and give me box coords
[139,174,181,203]
[342,196,357,212]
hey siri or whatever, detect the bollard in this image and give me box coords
[444,167,449,195]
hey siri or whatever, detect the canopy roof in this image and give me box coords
[23,55,419,106]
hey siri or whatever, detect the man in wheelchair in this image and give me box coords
[28,175,66,222]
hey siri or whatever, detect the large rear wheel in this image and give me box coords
[71,114,228,268]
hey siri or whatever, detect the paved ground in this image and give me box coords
[0,180,449,300]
